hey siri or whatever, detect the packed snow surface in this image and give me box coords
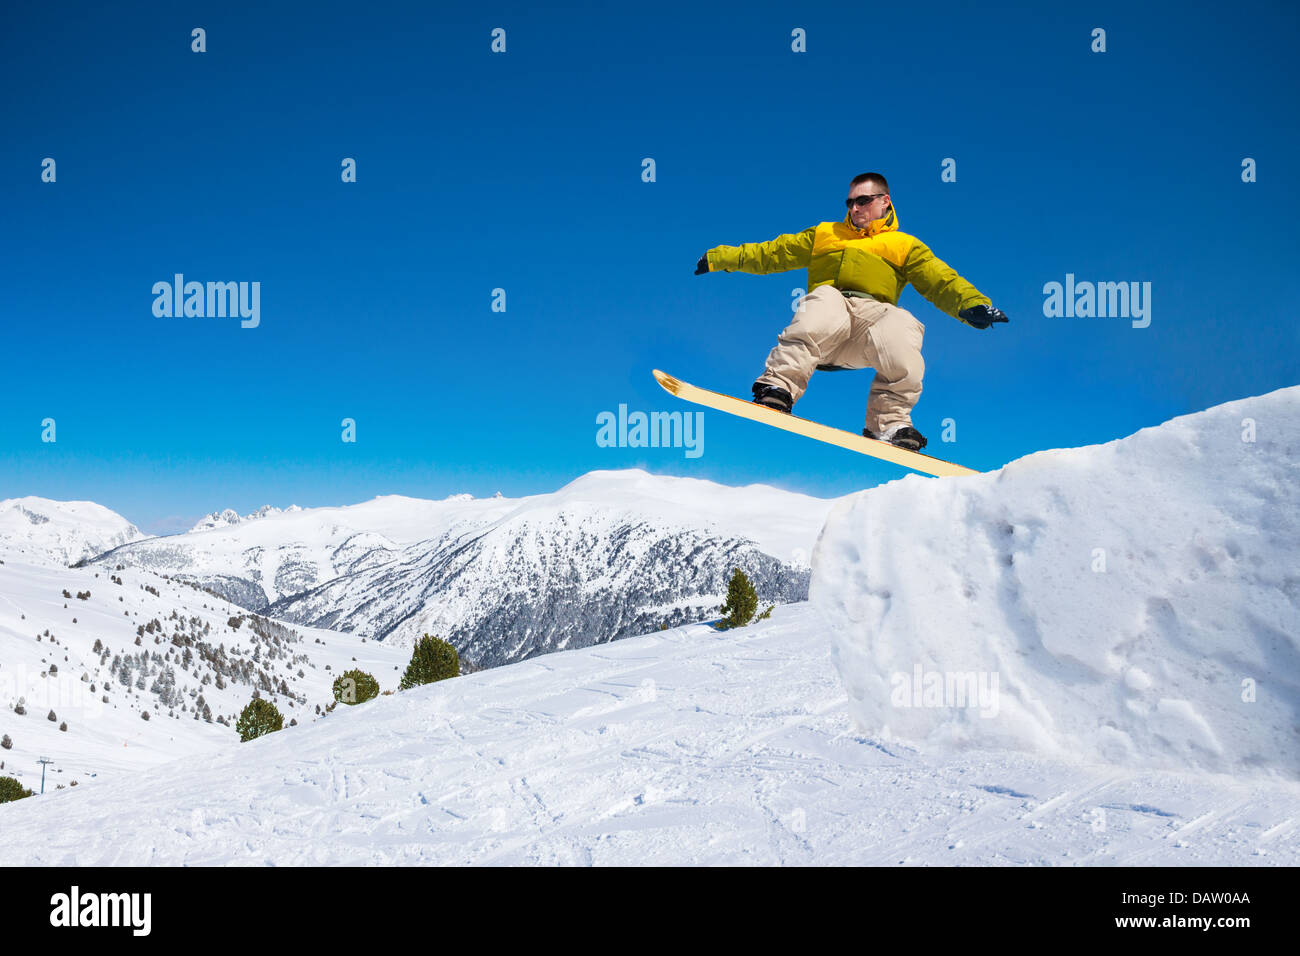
[815,385,1300,778]
[1,604,1295,865]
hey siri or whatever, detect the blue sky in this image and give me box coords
[3,0,1298,533]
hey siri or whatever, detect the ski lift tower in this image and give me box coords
[38,756,53,794]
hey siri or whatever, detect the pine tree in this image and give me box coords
[718,568,759,630]
[0,776,33,803]
[399,635,459,690]
[235,697,283,742]
[333,670,380,705]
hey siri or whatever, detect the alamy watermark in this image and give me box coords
[3,663,105,720]
[1042,273,1150,328]
[596,404,703,458]
[889,664,1000,718]
[50,886,151,936]
[152,274,260,328]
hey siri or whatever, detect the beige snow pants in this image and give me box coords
[755,284,925,434]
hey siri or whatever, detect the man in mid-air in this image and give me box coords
[695,172,1008,452]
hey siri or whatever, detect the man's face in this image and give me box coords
[847,181,891,230]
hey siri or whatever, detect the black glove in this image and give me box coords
[959,304,1009,329]
[694,254,710,275]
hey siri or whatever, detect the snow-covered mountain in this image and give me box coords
[190,504,303,532]
[90,471,836,667]
[0,497,149,567]
[96,492,517,610]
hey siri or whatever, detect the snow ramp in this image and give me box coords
[812,386,1300,777]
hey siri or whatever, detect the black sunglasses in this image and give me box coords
[845,194,886,209]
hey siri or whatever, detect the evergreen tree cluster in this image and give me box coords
[399,635,460,690]
[0,776,33,803]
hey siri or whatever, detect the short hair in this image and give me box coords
[849,172,890,194]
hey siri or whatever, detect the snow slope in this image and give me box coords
[0,469,832,789]
[1,603,1295,865]
[0,497,148,567]
[815,385,1300,778]
[0,552,409,788]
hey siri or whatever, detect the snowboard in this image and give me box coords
[652,369,978,477]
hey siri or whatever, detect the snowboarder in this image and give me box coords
[694,172,1007,451]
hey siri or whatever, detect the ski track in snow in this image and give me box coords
[3,604,1295,866]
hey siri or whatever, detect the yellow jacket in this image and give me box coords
[704,203,991,324]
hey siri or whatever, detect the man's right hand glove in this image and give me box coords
[694,254,710,275]
[959,304,1009,329]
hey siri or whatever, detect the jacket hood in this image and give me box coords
[843,202,899,237]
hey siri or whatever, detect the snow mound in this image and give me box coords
[813,385,1300,778]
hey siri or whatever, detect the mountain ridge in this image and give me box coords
[74,470,836,667]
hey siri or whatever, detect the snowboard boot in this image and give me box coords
[751,382,793,414]
[863,424,927,451]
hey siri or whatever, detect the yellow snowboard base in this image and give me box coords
[652,369,978,478]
